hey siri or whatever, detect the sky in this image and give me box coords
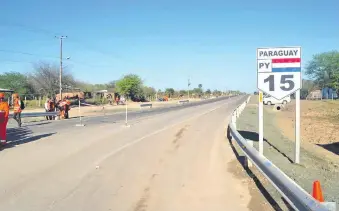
[0,0,338,92]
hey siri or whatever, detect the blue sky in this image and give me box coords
[1,0,338,92]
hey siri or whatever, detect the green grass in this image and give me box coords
[24,100,44,109]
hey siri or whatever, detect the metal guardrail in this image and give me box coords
[178,100,189,104]
[9,112,59,118]
[228,96,334,211]
[140,103,152,108]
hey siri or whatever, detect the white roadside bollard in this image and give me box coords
[76,98,85,127]
[232,112,237,129]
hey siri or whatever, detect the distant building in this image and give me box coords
[307,90,321,100]
[56,92,85,101]
[0,88,14,93]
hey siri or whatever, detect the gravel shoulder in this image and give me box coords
[236,96,339,210]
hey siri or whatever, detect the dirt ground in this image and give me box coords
[275,100,339,157]
[236,96,339,209]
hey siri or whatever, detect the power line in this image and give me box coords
[1,21,134,63]
[68,38,128,61]
[67,59,117,68]
[0,49,59,59]
[0,59,35,65]
[0,49,117,68]
[0,21,61,37]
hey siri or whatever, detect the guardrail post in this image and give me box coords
[232,112,237,129]
[244,140,253,168]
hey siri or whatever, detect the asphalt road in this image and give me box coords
[6,96,237,135]
[0,95,258,211]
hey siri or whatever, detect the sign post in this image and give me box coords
[295,90,301,163]
[257,47,302,162]
[188,78,191,99]
[258,91,264,155]
[76,97,85,127]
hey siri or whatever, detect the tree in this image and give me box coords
[30,62,76,97]
[0,72,35,95]
[165,88,175,98]
[93,84,108,91]
[198,84,203,90]
[143,86,156,99]
[305,51,339,92]
[106,80,117,92]
[192,88,203,96]
[205,89,211,95]
[75,81,96,92]
[213,89,220,96]
[179,90,187,96]
[115,74,143,100]
[300,79,316,99]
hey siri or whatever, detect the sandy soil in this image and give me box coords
[236,96,339,208]
[274,100,339,156]
[276,100,339,144]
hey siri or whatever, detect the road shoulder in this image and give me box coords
[236,96,339,208]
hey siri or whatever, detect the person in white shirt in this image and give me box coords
[44,98,50,120]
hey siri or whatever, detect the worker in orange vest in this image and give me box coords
[64,97,71,119]
[12,93,22,127]
[58,97,71,119]
[0,92,10,145]
[49,98,56,120]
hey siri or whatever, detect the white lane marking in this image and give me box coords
[94,101,231,165]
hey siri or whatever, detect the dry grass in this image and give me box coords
[276,100,339,145]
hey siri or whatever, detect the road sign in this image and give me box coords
[257,47,301,100]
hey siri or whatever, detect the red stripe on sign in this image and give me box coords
[272,58,301,63]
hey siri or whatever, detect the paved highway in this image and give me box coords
[0,95,258,211]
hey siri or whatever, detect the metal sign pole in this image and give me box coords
[259,91,264,155]
[188,78,191,99]
[257,46,302,157]
[295,86,301,163]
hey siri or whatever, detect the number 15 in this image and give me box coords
[264,75,295,91]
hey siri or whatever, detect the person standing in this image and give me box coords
[0,93,10,145]
[115,96,119,105]
[49,98,56,120]
[12,93,22,127]
[45,97,50,121]
[64,98,71,119]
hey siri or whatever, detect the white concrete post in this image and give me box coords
[295,90,301,163]
[245,140,253,168]
[259,91,264,155]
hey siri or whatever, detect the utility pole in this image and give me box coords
[56,35,67,100]
[188,78,191,99]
